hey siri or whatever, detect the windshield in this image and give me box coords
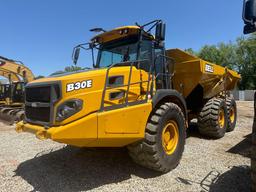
[97,37,139,68]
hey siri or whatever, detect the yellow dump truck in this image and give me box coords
[16,20,240,172]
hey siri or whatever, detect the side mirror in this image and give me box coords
[243,0,256,34]
[155,22,166,41]
[72,47,80,65]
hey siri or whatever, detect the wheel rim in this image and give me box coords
[229,107,235,124]
[162,120,179,155]
[218,109,225,128]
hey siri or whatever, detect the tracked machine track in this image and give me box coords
[0,106,24,125]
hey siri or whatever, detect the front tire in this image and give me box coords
[127,102,186,173]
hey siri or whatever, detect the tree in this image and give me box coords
[50,66,84,76]
[64,66,84,72]
[35,75,45,79]
[198,45,222,65]
[236,33,256,89]
[217,42,237,69]
[196,42,238,70]
[184,48,197,56]
[185,33,256,89]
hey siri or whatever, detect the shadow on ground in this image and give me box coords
[14,146,161,192]
[186,122,204,139]
[208,166,251,192]
[14,123,251,192]
[227,134,251,158]
[176,166,250,192]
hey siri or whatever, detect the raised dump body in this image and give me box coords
[166,49,241,99]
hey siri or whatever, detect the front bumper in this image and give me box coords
[16,103,152,147]
[16,121,53,140]
[16,113,98,147]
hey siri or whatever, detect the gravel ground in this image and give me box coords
[0,101,253,192]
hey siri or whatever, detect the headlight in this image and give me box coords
[56,99,83,122]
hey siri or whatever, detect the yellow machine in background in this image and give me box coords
[0,56,35,123]
[0,56,34,83]
[16,20,240,172]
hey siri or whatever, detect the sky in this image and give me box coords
[0,0,245,76]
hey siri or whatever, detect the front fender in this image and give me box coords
[152,89,188,122]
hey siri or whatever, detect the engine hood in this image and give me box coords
[29,68,107,85]
[24,66,147,126]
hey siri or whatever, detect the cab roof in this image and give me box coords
[91,25,154,44]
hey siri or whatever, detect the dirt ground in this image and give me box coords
[0,101,253,192]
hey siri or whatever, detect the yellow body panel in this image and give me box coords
[98,102,151,135]
[17,65,152,147]
[29,66,150,126]
[17,102,152,147]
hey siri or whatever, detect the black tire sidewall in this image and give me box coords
[155,105,186,169]
[217,100,228,137]
[227,99,237,132]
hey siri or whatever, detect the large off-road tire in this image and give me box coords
[226,98,237,132]
[251,92,256,191]
[198,98,228,139]
[127,102,186,173]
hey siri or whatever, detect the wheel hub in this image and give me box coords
[218,109,225,128]
[229,107,235,124]
[162,121,179,155]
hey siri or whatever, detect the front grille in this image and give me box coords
[25,106,50,122]
[26,86,51,103]
[25,83,61,124]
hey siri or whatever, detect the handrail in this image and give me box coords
[100,55,175,111]
[100,59,150,111]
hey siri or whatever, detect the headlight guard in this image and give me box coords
[56,99,83,122]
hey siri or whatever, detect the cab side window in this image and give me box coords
[138,40,152,72]
[154,48,165,89]
[154,48,164,75]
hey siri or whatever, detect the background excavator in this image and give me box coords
[0,56,34,124]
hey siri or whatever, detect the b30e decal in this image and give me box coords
[205,64,214,73]
[66,80,92,92]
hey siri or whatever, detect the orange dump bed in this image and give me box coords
[166,49,241,99]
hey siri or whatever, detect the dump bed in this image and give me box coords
[166,49,241,99]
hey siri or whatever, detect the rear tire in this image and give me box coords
[226,98,237,132]
[127,102,186,173]
[198,98,228,139]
